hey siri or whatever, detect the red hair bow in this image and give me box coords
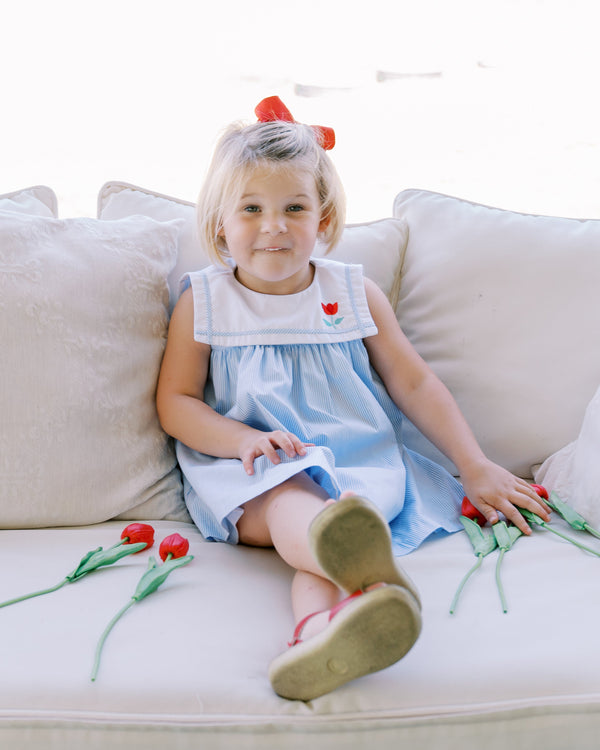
[255,96,335,150]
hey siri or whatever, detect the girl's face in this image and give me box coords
[218,165,328,295]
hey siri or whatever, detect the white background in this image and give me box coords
[2,0,599,221]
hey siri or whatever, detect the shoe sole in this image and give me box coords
[309,495,421,606]
[269,585,421,701]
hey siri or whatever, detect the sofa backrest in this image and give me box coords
[3,181,598,531]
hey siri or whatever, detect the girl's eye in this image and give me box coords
[243,205,261,213]
[287,204,304,213]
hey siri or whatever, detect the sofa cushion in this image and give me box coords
[97,182,203,310]
[0,185,58,217]
[1,520,600,749]
[0,211,189,528]
[97,181,408,311]
[393,189,600,478]
[535,384,600,526]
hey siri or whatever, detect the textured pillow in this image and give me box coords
[0,185,58,217]
[0,211,189,527]
[535,385,600,525]
[98,182,206,310]
[97,181,408,310]
[393,189,600,478]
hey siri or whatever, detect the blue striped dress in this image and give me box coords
[176,258,463,555]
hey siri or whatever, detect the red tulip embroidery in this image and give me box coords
[322,301,344,328]
[91,534,193,681]
[0,524,154,610]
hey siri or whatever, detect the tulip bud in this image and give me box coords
[120,523,155,550]
[159,533,190,561]
[531,484,549,500]
[461,496,487,526]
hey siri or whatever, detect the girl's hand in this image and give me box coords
[239,430,314,476]
[460,459,551,535]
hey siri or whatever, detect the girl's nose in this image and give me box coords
[261,212,286,234]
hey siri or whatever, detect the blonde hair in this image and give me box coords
[197,119,346,264]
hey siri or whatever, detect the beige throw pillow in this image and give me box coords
[393,189,600,478]
[0,211,189,527]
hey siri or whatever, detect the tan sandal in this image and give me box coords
[269,585,421,701]
[309,495,421,606]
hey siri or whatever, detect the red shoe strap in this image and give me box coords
[288,590,365,647]
[288,609,326,647]
[328,589,364,620]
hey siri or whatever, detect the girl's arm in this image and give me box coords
[156,288,309,475]
[362,278,550,533]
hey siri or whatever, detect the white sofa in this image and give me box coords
[2,183,600,750]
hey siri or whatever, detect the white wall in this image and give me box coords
[2,0,599,220]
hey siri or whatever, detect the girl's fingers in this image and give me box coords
[242,455,255,475]
[241,432,313,474]
[474,488,551,535]
[500,501,533,535]
[514,485,551,521]
[268,431,312,458]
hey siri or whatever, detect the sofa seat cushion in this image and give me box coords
[1,521,600,749]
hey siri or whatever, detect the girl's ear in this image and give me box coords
[318,215,331,234]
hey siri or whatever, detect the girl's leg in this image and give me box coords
[236,472,341,629]
[238,479,422,700]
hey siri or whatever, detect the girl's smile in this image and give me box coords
[218,166,329,295]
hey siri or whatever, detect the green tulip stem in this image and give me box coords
[495,548,508,613]
[90,598,136,682]
[0,542,149,613]
[520,508,600,557]
[545,491,600,540]
[584,524,600,541]
[0,577,69,609]
[90,553,193,681]
[542,524,600,557]
[449,555,483,614]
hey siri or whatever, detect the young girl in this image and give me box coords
[156,96,550,701]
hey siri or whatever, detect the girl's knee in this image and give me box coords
[237,496,273,547]
[236,474,330,547]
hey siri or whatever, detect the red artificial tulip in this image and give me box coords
[531,484,549,500]
[120,523,155,550]
[461,496,487,526]
[159,533,190,561]
[92,536,193,681]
